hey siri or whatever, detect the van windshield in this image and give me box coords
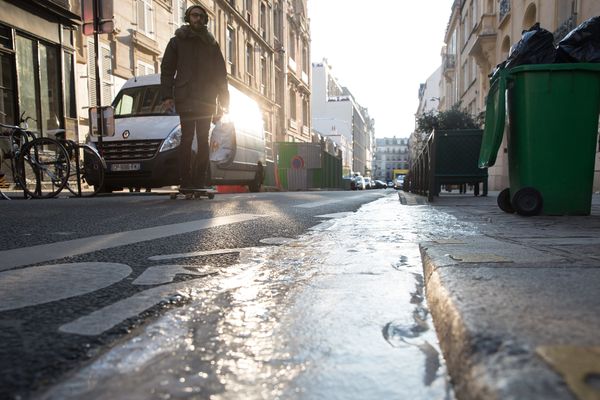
[113,85,176,117]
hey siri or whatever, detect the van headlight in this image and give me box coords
[159,125,182,152]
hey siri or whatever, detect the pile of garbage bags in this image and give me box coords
[493,16,600,75]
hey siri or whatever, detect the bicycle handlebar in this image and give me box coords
[0,122,23,131]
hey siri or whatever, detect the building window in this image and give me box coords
[245,0,252,23]
[260,54,267,95]
[173,0,186,30]
[462,60,468,92]
[137,60,155,76]
[0,25,15,125]
[275,72,282,105]
[288,30,295,60]
[227,26,236,75]
[246,42,254,84]
[289,88,296,120]
[16,35,62,134]
[137,0,155,37]
[471,0,478,31]
[63,52,76,118]
[260,2,267,39]
[302,42,308,73]
[273,2,282,40]
[302,97,308,127]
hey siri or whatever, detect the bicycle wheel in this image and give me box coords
[65,144,105,197]
[16,137,70,198]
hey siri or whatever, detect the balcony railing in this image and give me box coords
[499,0,511,21]
[443,54,456,71]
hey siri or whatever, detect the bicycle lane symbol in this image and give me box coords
[0,243,289,336]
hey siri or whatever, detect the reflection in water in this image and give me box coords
[42,194,471,400]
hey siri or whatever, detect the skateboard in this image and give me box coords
[169,188,216,200]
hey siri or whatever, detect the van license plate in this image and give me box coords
[111,163,141,172]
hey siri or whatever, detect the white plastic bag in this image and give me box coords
[209,117,236,165]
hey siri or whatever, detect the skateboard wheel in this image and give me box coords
[208,193,215,199]
[169,193,177,200]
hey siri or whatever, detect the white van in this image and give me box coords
[91,74,266,192]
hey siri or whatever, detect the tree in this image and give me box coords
[416,104,482,134]
[410,104,483,165]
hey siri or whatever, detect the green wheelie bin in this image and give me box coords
[479,63,600,216]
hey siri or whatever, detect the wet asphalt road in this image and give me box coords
[0,190,455,399]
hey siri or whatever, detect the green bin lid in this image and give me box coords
[479,71,507,168]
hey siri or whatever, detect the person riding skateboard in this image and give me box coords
[160,4,229,190]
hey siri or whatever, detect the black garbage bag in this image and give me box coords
[556,16,600,63]
[505,23,556,69]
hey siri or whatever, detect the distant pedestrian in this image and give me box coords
[160,4,229,189]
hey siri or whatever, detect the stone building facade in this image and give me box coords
[312,59,373,176]
[440,0,600,190]
[373,137,409,182]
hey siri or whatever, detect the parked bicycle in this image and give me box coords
[0,114,70,199]
[50,130,106,197]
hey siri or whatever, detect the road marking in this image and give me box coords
[0,263,131,312]
[315,212,354,219]
[0,214,264,270]
[259,237,294,245]
[60,246,274,336]
[133,265,219,285]
[59,281,195,336]
[294,199,342,208]
[148,248,242,261]
[149,246,271,264]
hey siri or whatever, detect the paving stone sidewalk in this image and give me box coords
[402,191,600,400]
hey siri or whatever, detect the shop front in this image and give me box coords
[0,0,80,140]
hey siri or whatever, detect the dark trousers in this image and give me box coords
[179,115,212,188]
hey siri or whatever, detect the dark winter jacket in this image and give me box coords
[160,25,229,116]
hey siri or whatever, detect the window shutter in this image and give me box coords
[87,39,97,107]
[101,46,112,105]
[137,0,146,32]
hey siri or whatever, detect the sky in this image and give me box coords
[308,0,455,138]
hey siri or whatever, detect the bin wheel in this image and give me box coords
[512,187,543,217]
[497,188,515,213]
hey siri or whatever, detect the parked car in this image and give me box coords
[373,179,387,189]
[395,176,405,190]
[354,176,366,190]
[387,180,394,188]
[363,177,372,189]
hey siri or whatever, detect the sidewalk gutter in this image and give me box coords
[407,191,600,400]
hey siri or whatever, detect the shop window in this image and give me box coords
[15,35,62,133]
[63,52,76,119]
[0,53,15,124]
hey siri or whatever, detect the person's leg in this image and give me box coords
[179,116,195,188]
[192,117,212,188]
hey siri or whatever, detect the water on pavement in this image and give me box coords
[40,192,479,400]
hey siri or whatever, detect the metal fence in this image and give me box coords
[408,129,488,201]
